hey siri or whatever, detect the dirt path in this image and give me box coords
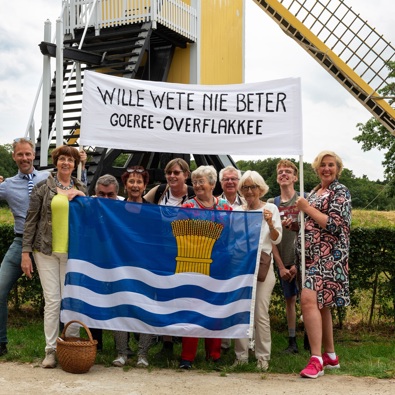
[0,362,394,395]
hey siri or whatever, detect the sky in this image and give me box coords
[0,0,394,181]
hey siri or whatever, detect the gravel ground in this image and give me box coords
[0,362,394,395]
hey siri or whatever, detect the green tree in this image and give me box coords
[235,158,394,210]
[0,144,17,178]
[353,61,395,193]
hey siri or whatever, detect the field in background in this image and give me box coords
[1,207,394,228]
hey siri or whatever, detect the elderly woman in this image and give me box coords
[144,158,194,205]
[232,170,282,371]
[112,165,154,368]
[178,165,232,369]
[296,151,351,379]
[21,145,87,368]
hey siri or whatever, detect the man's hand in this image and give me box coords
[79,150,87,169]
[279,267,291,281]
[288,265,297,281]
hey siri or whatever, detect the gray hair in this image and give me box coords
[219,165,242,181]
[12,138,35,152]
[95,174,119,194]
[238,170,269,198]
[191,165,217,186]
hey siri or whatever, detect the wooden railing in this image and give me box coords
[62,0,198,42]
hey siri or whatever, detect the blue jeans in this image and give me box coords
[0,237,23,344]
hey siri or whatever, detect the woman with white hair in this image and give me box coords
[232,170,282,371]
[179,165,232,369]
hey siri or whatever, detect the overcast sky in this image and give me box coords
[0,0,393,180]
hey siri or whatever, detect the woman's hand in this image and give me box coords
[263,209,273,226]
[21,252,33,279]
[67,189,86,201]
[295,196,309,212]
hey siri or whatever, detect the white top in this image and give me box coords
[159,188,185,207]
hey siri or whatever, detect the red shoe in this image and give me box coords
[300,356,324,379]
[323,353,340,369]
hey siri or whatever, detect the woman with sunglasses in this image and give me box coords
[144,158,194,206]
[112,165,154,368]
[232,170,282,372]
[21,145,87,369]
[178,165,232,369]
[143,158,195,358]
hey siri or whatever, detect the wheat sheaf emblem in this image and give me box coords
[171,219,224,275]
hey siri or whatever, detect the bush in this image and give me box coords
[0,224,44,314]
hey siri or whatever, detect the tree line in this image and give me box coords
[235,158,393,211]
[1,143,393,210]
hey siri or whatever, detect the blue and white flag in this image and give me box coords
[61,197,262,338]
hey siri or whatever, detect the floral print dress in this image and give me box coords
[296,180,351,309]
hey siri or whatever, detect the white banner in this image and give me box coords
[80,71,303,155]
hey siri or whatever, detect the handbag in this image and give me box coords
[257,251,272,282]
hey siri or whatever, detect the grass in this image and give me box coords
[3,308,395,379]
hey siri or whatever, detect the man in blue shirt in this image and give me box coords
[0,138,88,356]
[0,138,49,355]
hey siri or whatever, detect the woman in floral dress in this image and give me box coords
[296,151,351,379]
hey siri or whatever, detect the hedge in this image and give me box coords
[1,224,394,324]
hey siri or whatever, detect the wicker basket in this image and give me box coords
[56,320,98,374]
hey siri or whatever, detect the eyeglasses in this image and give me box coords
[13,137,32,142]
[127,168,145,173]
[192,179,207,186]
[222,177,239,182]
[241,185,259,191]
[166,170,183,176]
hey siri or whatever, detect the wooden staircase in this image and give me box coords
[254,0,395,135]
[33,16,226,194]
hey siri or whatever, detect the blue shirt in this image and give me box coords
[0,169,49,234]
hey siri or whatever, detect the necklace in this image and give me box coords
[195,196,216,208]
[54,175,74,191]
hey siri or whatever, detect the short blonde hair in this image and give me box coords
[191,165,217,186]
[311,150,344,178]
[238,170,269,198]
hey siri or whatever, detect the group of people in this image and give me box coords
[0,137,351,379]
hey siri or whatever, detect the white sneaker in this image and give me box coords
[112,355,127,367]
[232,359,248,368]
[256,359,269,371]
[42,349,56,368]
[137,356,149,367]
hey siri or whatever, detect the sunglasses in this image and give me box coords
[13,137,32,142]
[127,168,145,173]
[166,170,183,176]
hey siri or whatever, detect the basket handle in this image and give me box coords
[60,320,95,342]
